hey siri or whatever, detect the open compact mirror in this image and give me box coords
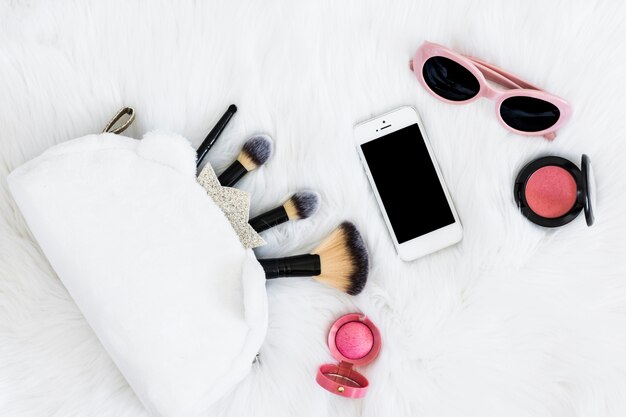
[316,313,381,398]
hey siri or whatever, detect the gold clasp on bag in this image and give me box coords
[103,107,135,134]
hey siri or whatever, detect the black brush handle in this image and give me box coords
[259,254,321,278]
[250,206,289,232]
[218,160,246,187]
[196,104,237,168]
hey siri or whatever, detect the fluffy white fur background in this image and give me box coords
[1,1,626,416]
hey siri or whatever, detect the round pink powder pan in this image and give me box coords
[316,313,381,398]
[335,321,374,360]
[514,155,595,228]
[525,166,577,218]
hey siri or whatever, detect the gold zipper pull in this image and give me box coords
[103,107,135,134]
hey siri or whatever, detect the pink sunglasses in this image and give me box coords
[410,41,572,140]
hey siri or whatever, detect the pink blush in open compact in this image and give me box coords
[525,166,577,218]
[335,321,374,360]
[317,313,381,398]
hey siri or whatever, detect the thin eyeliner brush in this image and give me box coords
[196,104,237,169]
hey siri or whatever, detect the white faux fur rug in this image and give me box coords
[2,1,626,416]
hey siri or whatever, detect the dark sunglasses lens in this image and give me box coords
[422,56,480,101]
[499,96,560,132]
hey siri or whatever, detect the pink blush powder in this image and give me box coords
[335,321,374,360]
[525,166,577,218]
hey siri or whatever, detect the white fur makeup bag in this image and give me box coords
[7,110,268,417]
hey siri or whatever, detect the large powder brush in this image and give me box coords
[258,222,369,295]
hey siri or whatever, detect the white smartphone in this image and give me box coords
[355,106,462,261]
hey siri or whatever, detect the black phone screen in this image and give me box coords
[360,124,455,243]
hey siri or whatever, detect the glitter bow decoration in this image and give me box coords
[197,164,265,249]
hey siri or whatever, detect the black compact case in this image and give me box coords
[514,154,594,228]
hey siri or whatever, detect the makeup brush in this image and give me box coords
[218,134,273,187]
[196,104,237,169]
[249,191,321,233]
[258,221,369,295]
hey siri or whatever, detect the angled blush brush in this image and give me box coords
[250,191,321,233]
[258,222,369,295]
[218,134,273,186]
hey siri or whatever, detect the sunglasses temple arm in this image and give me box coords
[412,54,542,93]
[543,132,557,140]
[466,56,543,91]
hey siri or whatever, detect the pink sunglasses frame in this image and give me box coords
[410,41,572,140]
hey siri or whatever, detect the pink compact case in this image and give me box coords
[316,313,381,398]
